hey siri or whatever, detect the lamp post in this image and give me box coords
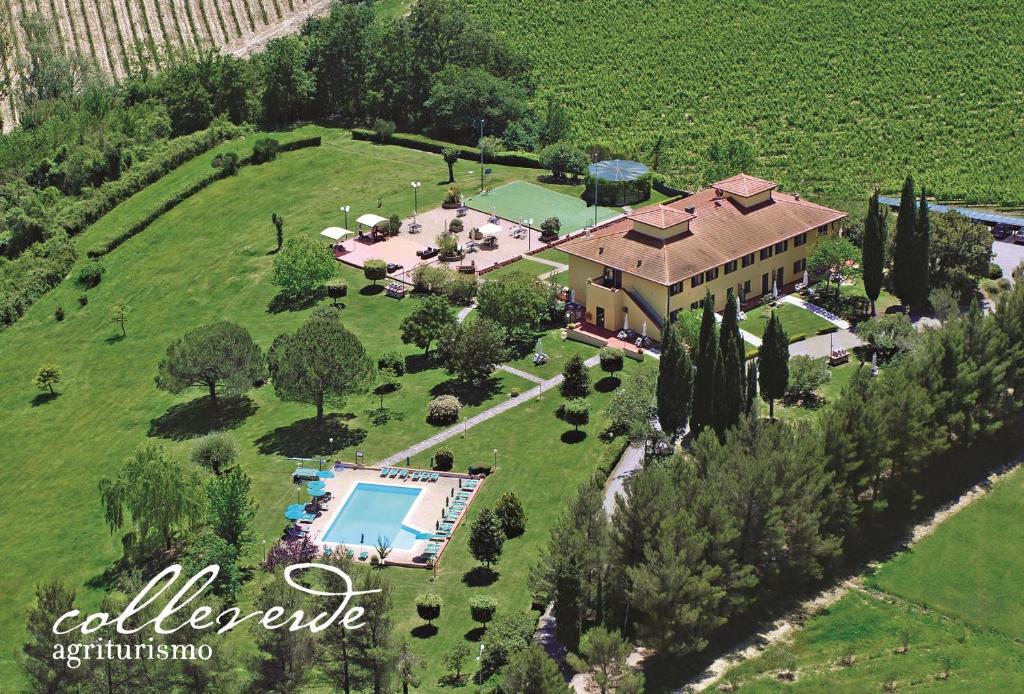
[340,205,350,230]
[329,437,334,466]
[410,181,421,225]
[356,451,364,467]
[492,448,497,467]
[594,176,600,226]
[478,119,485,192]
[525,218,533,251]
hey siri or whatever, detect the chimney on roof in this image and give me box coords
[714,200,722,207]
[685,206,695,214]
[598,246,604,255]
[636,259,642,267]
[715,188,723,198]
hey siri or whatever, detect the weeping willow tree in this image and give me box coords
[97,442,205,551]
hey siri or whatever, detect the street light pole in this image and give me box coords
[340,205,350,230]
[492,448,497,467]
[410,182,421,224]
[594,176,600,226]
[479,119,485,192]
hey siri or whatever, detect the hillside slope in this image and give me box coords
[464,0,1024,203]
[1,0,336,130]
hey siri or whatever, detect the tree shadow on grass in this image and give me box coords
[31,392,61,407]
[148,395,258,440]
[411,624,439,639]
[360,284,385,296]
[560,429,588,444]
[463,627,486,642]
[104,333,126,345]
[431,376,501,407]
[595,375,621,393]
[267,289,325,314]
[404,353,434,374]
[254,414,366,457]
[462,566,499,587]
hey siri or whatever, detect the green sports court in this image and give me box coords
[465,181,619,234]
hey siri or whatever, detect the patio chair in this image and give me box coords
[389,468,399,478]
[398,469,408,480]
[379,468,390,477]
[411,471,421,481]
[430,472,439,482]
[358,550,369,561]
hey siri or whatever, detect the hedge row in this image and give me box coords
[351,129,541,168]
[54,121,243,238]
[87,136,322,259]
[0,235,77,328]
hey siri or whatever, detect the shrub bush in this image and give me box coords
[372,119,395,142]
[0,235,78,328]
[54,306,64,321]
[988,262,1004,280]
[427,395,462,424]
[415,593,442,624]
[412,265,453,294]
[351,129,542,168]
[251,138,280,164]
[468,463,494,475]
[816,326,839,335]
[378,350,405,376]
[540,217,561,240]
[446,275,478,305]
[78,294,88,307]
[77,262,105,288]
[444,186,462,207]
[434,447,454,470]
[449,218,464,234]
[482,611,536,671]
[510,388,520,397]
[599,347,625,375]
[788,333,807,344]
[326,279,348,305]
[212,151,239,175]
[469,595,498,628]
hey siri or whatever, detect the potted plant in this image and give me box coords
[442,186,462,209]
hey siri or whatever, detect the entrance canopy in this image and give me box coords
[320,227,351,241]
[356,213,388,228]
[479,222,502,237]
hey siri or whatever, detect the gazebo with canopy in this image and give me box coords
[586,159,653,206]
[356,213,390,242]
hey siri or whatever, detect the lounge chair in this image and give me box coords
[379,468,390,477]
[358,550,369,561]
[389,468,399,478]
[431,532,449,541]
[429,472,439,482]
[286,526,308,538]
[410,471,421,481]
[398,469,408,480]
[299,512,317,523]
[439,522,454,532]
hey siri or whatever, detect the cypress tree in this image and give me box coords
[711,347,729,438]
[758,312,789,420]
[891,175,917,308]
[745,359,758,413]
[862,191,885,316]
[656,322,694,438]
[560,353,591,399]
[691,297,719,436]
[914,187,931,308]
[717,288,746,430]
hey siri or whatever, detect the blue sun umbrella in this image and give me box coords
[308,487,328,498]
[287,503,306,511]
[284,507,306,520]
[307,480,326,490]
[317,470,335,479]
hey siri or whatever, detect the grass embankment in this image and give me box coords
[0,127,606,686]
[717,467,1024,691]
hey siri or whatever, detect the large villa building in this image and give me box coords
[560,174,847,342]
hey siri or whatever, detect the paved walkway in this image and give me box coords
[715,311,763,347]
[789,329,863,359]
[378,354,601,467]
[527,255,569,270]
[456,304,475,323]
[779,294,851,329]
[497,363,546,384]
[603,443,644,515]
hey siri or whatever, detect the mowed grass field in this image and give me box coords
[463,0,1024,204]
[717,467,1024,690]
[0,127,612,687]
[739,302,835,339]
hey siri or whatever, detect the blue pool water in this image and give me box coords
[322,483,430,550]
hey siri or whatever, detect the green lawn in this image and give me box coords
[504,326,600,381]
[740,302,835,339]
[869,468,1024,640]
[716,589,1024,692]
[717,467,1024,691]
[774,358,860,421]
[481,256,553,282]
[0,128,581,687]
[532,247,570,265]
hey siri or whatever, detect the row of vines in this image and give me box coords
[2,0,334,131]
[463,0,1024,205]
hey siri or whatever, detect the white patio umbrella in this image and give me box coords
[568,288,576,303]
[641,321,648,338]
[803,269,809,287]
[772,280,779,299]
[623,313,630,332]
[735,293,741,313]
[535,337,543,356]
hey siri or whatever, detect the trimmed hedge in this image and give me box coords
[816,326,839,335]
[0,235,77,328]
[87,136,322,259]
[351,129,541,168]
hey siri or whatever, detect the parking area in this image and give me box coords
[993,238,1024,283]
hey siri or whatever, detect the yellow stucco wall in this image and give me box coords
[565,220,841,342]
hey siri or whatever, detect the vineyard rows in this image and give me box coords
[465,0,1024,204]
[1,0,335,131]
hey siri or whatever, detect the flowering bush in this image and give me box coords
[427,395,462,424]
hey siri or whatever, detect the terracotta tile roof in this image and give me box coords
[713,173,778,197]
[627,205,694,229]
[561,184,846,286]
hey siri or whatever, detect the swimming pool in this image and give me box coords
[321,483,431,550]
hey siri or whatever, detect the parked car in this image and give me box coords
[992,224,1012,240]
[1013,228,1024,245]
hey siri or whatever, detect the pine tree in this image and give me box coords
[469,508,506,568]
[913,187,932,308]
[758,312,789,420]
[745,359,758,413]
[716,288,746,432]
[560,353,592,399]
[891,175,917,308]
[862,191,885,316]
[656,322,694,438]
[690,293,718,435]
